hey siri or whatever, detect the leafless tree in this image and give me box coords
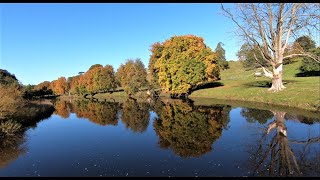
[221,3,320,92]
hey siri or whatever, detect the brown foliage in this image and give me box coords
[0,84,26,120]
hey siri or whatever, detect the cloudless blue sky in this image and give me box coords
[0,3,242,85]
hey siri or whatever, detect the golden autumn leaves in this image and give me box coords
[149,35,220,95]
[40,34,221,97]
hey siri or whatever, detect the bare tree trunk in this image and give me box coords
[270,73,285,92]
[264,64,286,92]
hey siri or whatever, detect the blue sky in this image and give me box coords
[0,3,241,85]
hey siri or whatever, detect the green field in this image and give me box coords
[189,59,320,112]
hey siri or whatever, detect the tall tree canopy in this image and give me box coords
[50,77,69,95]
[221,3,320,92]
[149,35,220,96]
[115,58,148,96]
[148,42,163,88]
[95,65,117,93]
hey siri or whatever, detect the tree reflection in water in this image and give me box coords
[120,98,150,133]
[241,108,274,124]
[153,100,231,158]
[0,133,26,169]
[65,100,120,126]
[0,102,55,169]
[245,110,320,177]
[54,100,70,119]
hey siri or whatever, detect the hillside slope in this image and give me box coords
[189,60,320,112]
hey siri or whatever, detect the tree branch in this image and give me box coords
[282,4,297,51]
[262,67,274,79]
[283,53,320,63]
[251,4,273,60]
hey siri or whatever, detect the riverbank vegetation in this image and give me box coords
[0,70,55,137]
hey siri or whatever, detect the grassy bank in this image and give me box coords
[189,59,320,112]
[62,59,319,112]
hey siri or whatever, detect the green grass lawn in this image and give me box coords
[189,59,320,112]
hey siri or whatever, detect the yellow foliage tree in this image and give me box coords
[149,35,220,96]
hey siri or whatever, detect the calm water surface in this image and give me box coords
[0,98,319,177]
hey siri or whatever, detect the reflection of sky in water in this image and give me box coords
[0,102,319,177]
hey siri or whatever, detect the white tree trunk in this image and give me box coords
[263,64,286,92]
[269,64,286,92]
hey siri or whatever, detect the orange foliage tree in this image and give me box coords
[50,77,69,95]
[68,64,117,95]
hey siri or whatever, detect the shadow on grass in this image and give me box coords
[243,80,299,88]
[295,71,320,77]
[190,81,224,93]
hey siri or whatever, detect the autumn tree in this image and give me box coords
[34,81,51,91]
[215,42,229,70]
[28,81,54,97]
[83,64,103,95]
[0,69,26,120]
[70,75,87,95]
[0,84,26,120]
[50,77,69,95]
[116,58,148,97]
[221,3,320,92]
[94,65,117,93]
[69,63,117,96]
[149,35,220,96]
[148,42,163,88]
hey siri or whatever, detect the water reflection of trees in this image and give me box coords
[153,100,231,158]
[0,133,26,169]
[120,98,150,133]
[70,100,120,126]
[0,102,55,169]
[244,110,320,177]
[54,100,70,119]
[241,108,274,124]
